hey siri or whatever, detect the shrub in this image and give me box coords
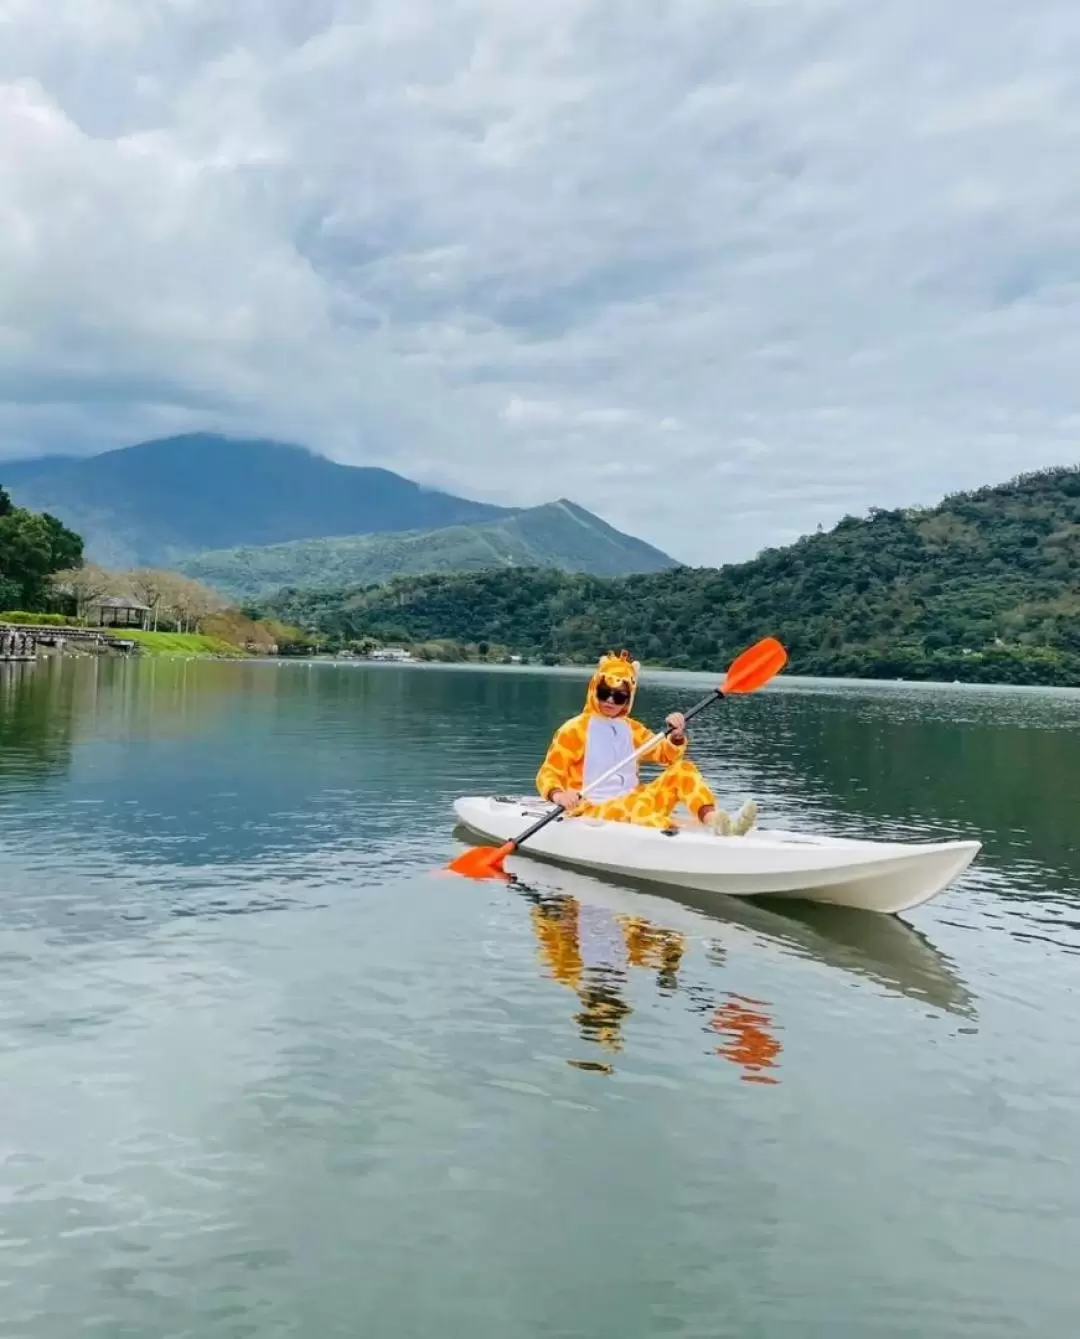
[0,610,85,626]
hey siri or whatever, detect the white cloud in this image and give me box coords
[576,408,641,427]
[2,0,1080,565]
[500,397,565,426]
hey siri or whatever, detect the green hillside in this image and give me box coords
[177,500,677,598]
[260,467,1080,686]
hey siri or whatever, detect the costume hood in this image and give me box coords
[585,650,640,717]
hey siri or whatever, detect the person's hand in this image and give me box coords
[551,789,582,810]
[666,712,687,743]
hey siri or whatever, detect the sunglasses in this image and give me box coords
[596,681,631,705]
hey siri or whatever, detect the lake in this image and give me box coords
[1,655,1079,1338]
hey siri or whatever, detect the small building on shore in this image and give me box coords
[368,647,415,663]
[89,596,151,631]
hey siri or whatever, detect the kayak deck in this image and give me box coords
[452,795,981,916]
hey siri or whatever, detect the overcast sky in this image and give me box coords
[2,0,1078,565]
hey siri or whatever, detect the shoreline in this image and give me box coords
[256,655,1080,697]
[14,622,1079,692]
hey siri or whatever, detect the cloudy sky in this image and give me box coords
[2,0,1079,565]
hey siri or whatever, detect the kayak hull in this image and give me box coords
[451,796,980,916]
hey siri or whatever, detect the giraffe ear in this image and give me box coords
[631,660,641,676]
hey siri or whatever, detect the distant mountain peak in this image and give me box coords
[0,434,675,581]
[1,433,510,568]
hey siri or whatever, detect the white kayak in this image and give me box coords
[452,795,981,916]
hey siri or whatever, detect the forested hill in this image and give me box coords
[177,499,676,597]
[261,467,1080,685]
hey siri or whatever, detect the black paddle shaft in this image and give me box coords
[507,686,725,852]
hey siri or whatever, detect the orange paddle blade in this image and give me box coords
[447,841,515,879]
[720,637,787,695]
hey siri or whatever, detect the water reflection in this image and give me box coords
[524,890,642,1060]
[0,661,76,784]
[520,883,785,1082]
[497,847,977,1012]
[504,835,980,1074]
[703,891,977,1019]
[706,993,783,1085]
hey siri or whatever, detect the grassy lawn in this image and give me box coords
[122,630,246,657]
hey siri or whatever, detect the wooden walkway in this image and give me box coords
[0,619,144,661]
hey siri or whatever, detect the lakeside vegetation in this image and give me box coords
[44,566,308,657]
[0,485,306,658]
[121,631,247,657]
[0,487,83,611]
[258,467,1080,686]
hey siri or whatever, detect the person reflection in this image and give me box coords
[618,915,686,994]
[523,888,782,1083]
[525,891,687,1063]
[527,892,630,1056]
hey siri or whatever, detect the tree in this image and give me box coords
[0,508,82,611]
[126,568,173,631]
[0,483,83,612]
[41,513,83,572]
[50,563,126,620]
[153,573,228,633]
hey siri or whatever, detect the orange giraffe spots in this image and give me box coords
[535,650,718,828]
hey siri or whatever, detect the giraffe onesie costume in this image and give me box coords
[535,650,719,829]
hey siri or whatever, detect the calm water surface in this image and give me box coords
[1,657,1078,1337]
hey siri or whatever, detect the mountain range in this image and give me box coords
[0,434,676,581]
[262,465,1080,686]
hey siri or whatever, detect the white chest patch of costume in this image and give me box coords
[583,716,637,800]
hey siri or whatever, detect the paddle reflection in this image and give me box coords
[522,887,783,1083]
[708,994,783,1085]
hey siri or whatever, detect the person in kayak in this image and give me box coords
[536,650,756,834]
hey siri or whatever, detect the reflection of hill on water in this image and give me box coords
[66,657,254,743]
[0,657,259,789]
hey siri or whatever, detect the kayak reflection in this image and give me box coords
[506,850,976,1023]
[521,885,784,1082]
[718,895,977,1021]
